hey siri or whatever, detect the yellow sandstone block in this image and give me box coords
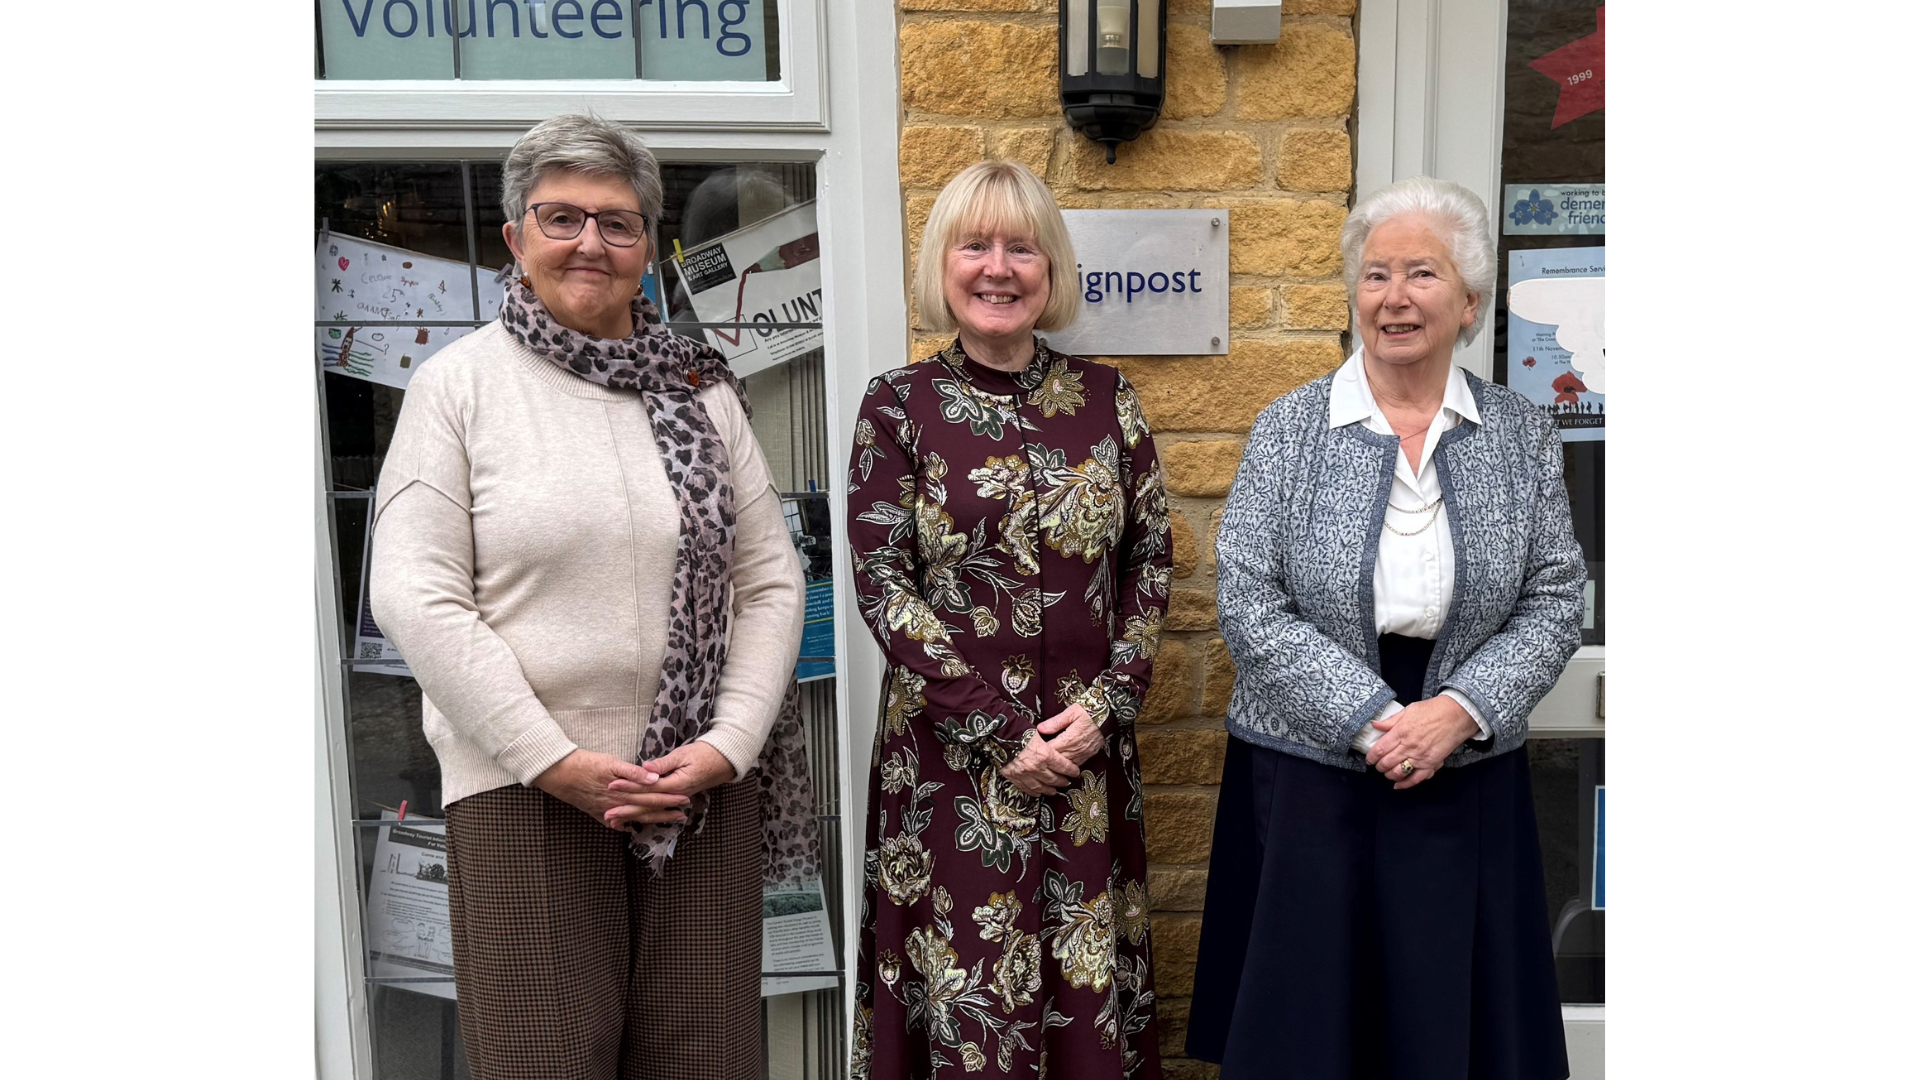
[1162,439,1245,497]
[901,22,1058,119]
[1070,128,1261,192]
[1281,283,1351,330]
[1164,22,1227,121]
[1277,127,1352,192]
[1221,198,1346,277]
[1234,23,1356,120]
[1109,338,1345,432]
[899,125,986,190]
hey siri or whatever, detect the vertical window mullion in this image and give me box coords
[462,161,483,320]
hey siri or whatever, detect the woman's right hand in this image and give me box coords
[999,733,1082,797]
[532,749,691,830]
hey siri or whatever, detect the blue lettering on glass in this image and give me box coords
[487,0,517,36]
[335,0,758,56]
[340,0,377,35]
[384,0,418,37]
[1078,264,1204,304]
[717,0,750,55]
[636,0,755,56]
[589,0,621,37]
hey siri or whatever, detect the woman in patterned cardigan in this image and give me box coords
[1187,177,1586,1080]
[848,161,1169,1079]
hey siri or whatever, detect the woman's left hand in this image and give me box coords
[1365,697,1481,790]
[1037,704,1104,769]
[603,742,738,830]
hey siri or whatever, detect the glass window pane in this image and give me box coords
[1493,0,1604,644]
[1527,738,1604,1005]
[316,0,782,80]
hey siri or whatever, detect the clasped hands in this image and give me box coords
[998,704,1103,797]
[533,742,738,832]
[1364,695,1482,791]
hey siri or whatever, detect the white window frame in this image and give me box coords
[313,0,904,1068]
[315,0,830,136]
[1356,3,1604,1074]
[1355,0,1602,744]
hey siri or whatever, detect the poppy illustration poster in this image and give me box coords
[316,234,504,391]
[673,200,823,379]
[1506,246,1605,443]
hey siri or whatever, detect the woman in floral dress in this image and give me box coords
[848,161,1170,1080]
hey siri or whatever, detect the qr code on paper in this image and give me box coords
[358,642,384,659]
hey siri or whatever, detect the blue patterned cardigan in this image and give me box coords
[1215,368,1586,771]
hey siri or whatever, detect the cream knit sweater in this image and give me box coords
[368,322,805,808]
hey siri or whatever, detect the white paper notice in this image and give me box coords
[761,879,838,997]
[316,234,504,390]
[365,812,457,1000]
[674,201,823,379]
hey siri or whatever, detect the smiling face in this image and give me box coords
[1355,214,1479,371]
[943,227,1051,354]
[503,171,651,340]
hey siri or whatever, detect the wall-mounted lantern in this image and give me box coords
[1059,0,1167,164]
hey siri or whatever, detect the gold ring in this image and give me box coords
[1398,759,1415,776]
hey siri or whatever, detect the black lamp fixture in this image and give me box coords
[1059,0,1167,164]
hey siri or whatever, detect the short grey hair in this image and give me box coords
[1339,176,1498,346]
[500,113,663,228]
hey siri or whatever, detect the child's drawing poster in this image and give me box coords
[316,234,504,390]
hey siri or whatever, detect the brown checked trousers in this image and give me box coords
[443,776,762,1079]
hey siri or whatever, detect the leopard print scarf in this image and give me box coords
[502,280,820,889]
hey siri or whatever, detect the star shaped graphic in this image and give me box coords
[1529,7,1604,129]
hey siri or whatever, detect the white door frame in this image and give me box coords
[1356,1,1604,1074]
[312,0,906,1066]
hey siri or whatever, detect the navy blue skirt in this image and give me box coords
[1185,635,1569,1080]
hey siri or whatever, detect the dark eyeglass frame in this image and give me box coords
[524,202,651,247]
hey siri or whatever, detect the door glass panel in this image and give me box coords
[318,155,843,1078]
[1528,738,1604,1004]
[1493,0,1605,646]
[1498,0,1605,1011]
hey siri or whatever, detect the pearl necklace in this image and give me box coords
[1384,496,1443,537]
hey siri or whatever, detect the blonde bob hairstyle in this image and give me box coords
[913,161,1080,335]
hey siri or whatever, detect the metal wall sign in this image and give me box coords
[1039,209,1230,357]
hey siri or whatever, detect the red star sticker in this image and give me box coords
[1529,7,1604,129]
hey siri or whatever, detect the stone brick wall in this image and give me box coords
[895,3,1358,1076]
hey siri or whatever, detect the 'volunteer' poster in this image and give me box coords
[674,201,823,378]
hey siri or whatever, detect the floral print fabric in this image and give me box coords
[849,339,1170,1080]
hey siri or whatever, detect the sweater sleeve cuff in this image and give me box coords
[698,724,764,782]
[496,724,580,787]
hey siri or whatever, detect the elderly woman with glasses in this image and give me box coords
[1185,177,1585,1080]
[370,113,813,1078]
[847,161,1170,1079]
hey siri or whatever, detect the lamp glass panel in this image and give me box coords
[1065,0,1089,76]
[1095,0,1131,75]
[1136,0,1160,78]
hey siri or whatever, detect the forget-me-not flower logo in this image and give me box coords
[1509,189,1558,228]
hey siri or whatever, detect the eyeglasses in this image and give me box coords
[525,202,650,247]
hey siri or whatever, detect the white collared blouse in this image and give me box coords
[1327,349,1492,751]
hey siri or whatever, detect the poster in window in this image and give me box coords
[365,812,457,1000]
[316,234,503,391]
[673,201,822,379]
[1505,246,1605,442]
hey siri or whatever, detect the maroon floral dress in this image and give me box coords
[848,339,1170,1080]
